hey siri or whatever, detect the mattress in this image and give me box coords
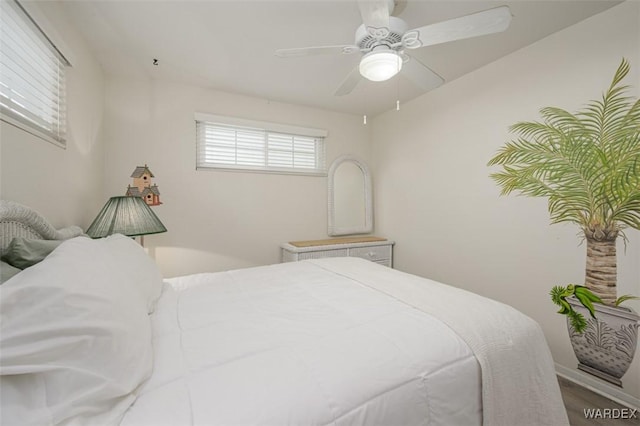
[121,259,482,425]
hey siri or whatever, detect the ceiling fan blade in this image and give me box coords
[334,66,362,96]
[357,0,394,39]
[401,56,444,92]
[402,6,512,49]
[275,45,360,58]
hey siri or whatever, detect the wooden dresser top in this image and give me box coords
[288,236,387,248]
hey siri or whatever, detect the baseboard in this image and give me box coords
[556,363,640,410]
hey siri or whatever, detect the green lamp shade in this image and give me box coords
[86,196,167,238]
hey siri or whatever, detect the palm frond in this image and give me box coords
[615,294,640,306]
[540,107,585,135]
[609,58,630,89]
[488,58,640,234]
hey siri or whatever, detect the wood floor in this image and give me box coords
[558,376,640,426]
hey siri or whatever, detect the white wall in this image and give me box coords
[103,77,371,277]
[0,2,105,228]
[372,2,640,397]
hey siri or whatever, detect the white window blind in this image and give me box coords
[196,114,327,175]
[0,0,69,145]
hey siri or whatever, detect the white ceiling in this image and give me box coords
[59,0,621,117]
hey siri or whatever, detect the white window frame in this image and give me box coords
[196,113,328,176]
[0,0,71,147]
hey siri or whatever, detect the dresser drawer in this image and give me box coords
[349,245,391,262]
[297,248,348,260]
[281,237,394,268]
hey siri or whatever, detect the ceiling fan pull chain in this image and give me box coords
[396,57,400,111]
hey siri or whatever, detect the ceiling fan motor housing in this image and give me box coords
[355,16,408,51]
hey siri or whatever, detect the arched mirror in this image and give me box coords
[328,155,373,236]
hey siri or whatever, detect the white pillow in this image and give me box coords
[0,234,163,425]
[98,234,164,314]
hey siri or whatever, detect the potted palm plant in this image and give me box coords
[488,59,640,386]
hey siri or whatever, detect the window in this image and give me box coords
[196,113,327,175]
[0,0,69,146]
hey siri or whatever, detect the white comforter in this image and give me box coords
[121,258,567,426]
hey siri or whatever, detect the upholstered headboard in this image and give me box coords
[0,200,84,257]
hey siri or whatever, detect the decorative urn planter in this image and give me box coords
[567,296,640,387]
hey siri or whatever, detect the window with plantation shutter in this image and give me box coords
[196,113,327,176]
[0,0,69,146]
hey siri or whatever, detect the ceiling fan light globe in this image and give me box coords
[359,51,402,82]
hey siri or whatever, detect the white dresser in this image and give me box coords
[281,236,394,267]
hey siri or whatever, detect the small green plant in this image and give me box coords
[550,284,639,333]
[550,285,601,333]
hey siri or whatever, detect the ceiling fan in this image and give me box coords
[275,1,512,96]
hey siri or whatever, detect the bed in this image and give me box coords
[0,200,569,426]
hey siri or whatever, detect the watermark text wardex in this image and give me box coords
[583,408,638,420]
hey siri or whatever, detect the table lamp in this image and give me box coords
[86,196,167,246]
